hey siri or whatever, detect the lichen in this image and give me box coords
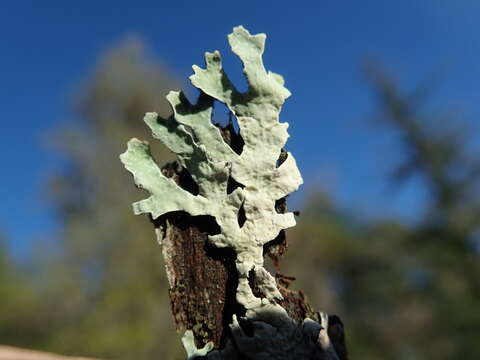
[120,26,305,357]
[182,330,214,360]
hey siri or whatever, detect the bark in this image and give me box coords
[152,128,349,359]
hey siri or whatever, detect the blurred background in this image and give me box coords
[1,1,480,359]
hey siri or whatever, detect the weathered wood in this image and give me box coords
[154,162,238,349]
[153,127,349,359]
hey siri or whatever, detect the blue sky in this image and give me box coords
[1,1,480,256]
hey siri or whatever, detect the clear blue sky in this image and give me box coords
[2,0,480,256]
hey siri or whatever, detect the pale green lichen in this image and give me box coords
[120,25,304,356]
[182,330,214,359]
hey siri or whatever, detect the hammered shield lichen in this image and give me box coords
[120,25,302,311]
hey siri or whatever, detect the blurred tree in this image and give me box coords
[284,67,480,360]
[40,37,185,359]
[0,237,52,349]
[366,66,480,359]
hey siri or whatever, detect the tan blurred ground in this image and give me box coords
[0,346,98,360]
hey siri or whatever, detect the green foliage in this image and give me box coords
[0,239,51,348]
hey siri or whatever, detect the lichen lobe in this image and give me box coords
[121,25,318,358]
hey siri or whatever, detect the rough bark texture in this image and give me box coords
[154,204,239,349]
[153,127,349,359]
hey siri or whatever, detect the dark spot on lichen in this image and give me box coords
[162,161,199,196]
[237,201,247,228]
[276,148,288,168]
[216,110,244,155]
[226,175,245,195]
